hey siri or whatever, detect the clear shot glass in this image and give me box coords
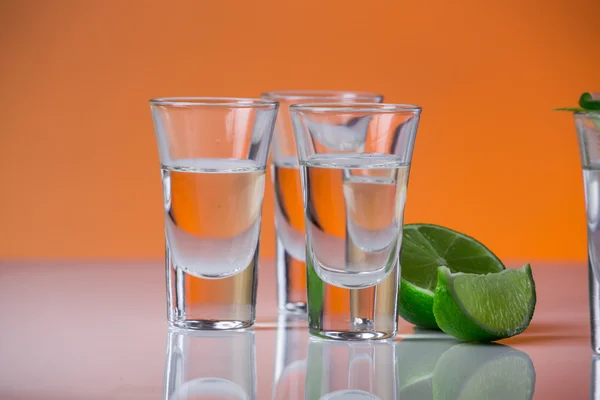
[290,103,421,339]
[261,91,383,313]
[150,97,278,329]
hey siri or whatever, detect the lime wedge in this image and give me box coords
[433,265,536,341]
[398,224,505,329]
[432,343,536,400]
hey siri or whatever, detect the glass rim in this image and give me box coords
[149,97,278,108]
[261,90,383,101]
[289,102,421,113]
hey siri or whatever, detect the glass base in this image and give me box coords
[165,245,258,331]
[276,237,308,312]
[169,319,253,330]
[307,259,399,342]
[309,327,395,341]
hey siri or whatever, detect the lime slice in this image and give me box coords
[433,265,536,342]
[398,224,505,329]
[432,343,536,400]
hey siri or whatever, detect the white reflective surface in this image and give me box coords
[0,261,591,399]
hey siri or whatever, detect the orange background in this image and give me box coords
[1,0,599,262]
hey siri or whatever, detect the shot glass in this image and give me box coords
[261,91,383,313]
[149,97,278,330]
[572,111,600,353]
[164,329,256,399]
[290,103,421,340]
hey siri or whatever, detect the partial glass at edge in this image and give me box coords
[575,112,600,353]
[150,97,278,330]
[290,103,421,340]
[261,91,384,314]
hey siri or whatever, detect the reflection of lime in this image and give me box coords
[432,343,536,400]
[433,265,536,342]
[398,224,505,329]
[400,377,433,399]
[397,338,457,398]
[306,338,326,400]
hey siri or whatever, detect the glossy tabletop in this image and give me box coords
[0,261,592,399]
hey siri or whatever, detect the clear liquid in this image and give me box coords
[302,153,408,339]
[302,154,409,289]
[162,158,265,328]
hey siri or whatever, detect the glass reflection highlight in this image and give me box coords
[164,329,256,399]
[592,356,600,400]
[272,313,308,400]
[305,338,397,399]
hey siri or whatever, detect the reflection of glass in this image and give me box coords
[592,356,600,400]
[149,98,278,330]
[305,338,397,399]
[291,103,421,340]
[261,91,384,313]
[164,329,256,399]
[431,343,536,400]
[572,112,600,353]
[272,314,309,400]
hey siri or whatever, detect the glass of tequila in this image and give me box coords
[573,111,600,353]
[149,97,278,330]
[261,91,383,313]
[290,103,421,339]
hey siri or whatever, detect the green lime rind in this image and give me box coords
[398,280,438,329]
[432,343,536,400]
[433,265,536,342]
[306,339,326,400]
[398,224,505,329]
[580,92,600,110]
